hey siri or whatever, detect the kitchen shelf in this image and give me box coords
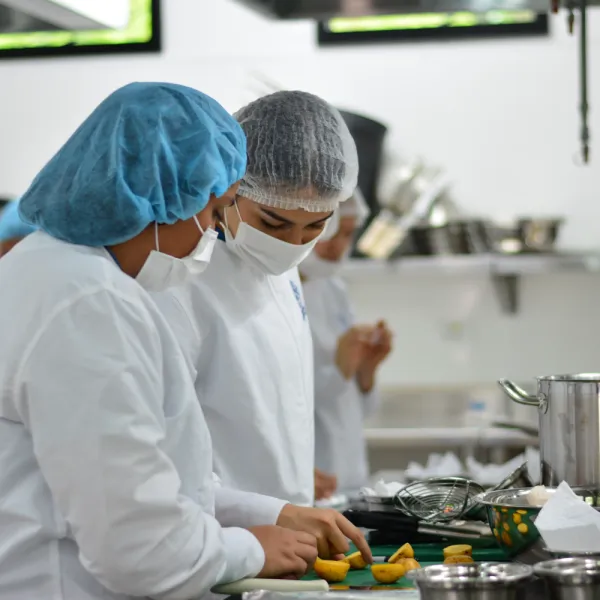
[343,252,600,314]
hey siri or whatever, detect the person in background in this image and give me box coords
[0,82,338,600]
[0,200,36,257]
[300,189,393,494]
[154,91,360,514]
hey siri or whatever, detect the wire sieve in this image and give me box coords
[394,477,485,523]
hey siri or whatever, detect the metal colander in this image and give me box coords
[394,477,485,523]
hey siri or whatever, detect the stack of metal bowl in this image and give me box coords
[534,558,600,600]
[409,563,534,600]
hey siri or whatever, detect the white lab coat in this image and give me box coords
[157,239,315,506]
[302,276,379,492]
[0,232,284,600]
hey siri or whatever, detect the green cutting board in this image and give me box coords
[302,544,508,589]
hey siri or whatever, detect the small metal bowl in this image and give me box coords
[409,563,533,600]
[534,558,600,599]
[476,487,600,564]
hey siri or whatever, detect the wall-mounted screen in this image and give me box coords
[0,0,160,59]
[318,10,548,45]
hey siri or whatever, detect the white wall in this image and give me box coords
[1,0,600,387]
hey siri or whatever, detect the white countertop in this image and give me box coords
[365,426,538,448]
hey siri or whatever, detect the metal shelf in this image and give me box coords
[342,252,600,315]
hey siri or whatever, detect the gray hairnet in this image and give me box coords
[234,91,358,213]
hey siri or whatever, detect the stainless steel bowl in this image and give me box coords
[534,558,600,600]
[476,487,600,564]
[409,562,533,600]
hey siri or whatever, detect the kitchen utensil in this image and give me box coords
[343,509,490,541]
[491,462,534,492]
[408,563,533,600]
[405,219,490,257]
[395,477,485,523]
[476,487,600,564]
[212,578,329,594]
[498,374,600,487]
[534,557,600,600]
[486,218,563,254]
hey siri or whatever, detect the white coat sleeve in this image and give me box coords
[215,487,288,528]
[15,289,264,599]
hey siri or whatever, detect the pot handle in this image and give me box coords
[498,379,540,407]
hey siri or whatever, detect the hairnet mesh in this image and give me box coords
[0,201,37,242]
[19,82,247,246]
[234,91,358,213]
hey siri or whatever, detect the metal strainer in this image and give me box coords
[394,477,485,523]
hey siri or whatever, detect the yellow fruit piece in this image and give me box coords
[443,545,473,559]
[398,558,421,572]
[313,559,350,583]
[343,551,367,570]
[389,543,415,563]
[371,563,406,583]
[517,523,529,534]
[502,531,513,546]
[513,513,522,524]
[444,555,474,564]
[517,509,527,515]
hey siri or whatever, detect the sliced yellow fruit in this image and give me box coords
[443,555,474,564]
[371,563,406,584]
[398,557,421,572]
[313,558,350,583]
[388,543,415,563]
[443,544,473,559]
[343,551,368,570]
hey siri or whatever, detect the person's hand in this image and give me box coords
[357,321,393,393]
[314,469,338,500]
[276,505,373,563]
[249,525,318,578]
[335,325,375,380]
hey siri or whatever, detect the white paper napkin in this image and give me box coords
[535,481,600,553]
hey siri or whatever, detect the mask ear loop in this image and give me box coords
[192,215,205,234]
[154,222,160,252]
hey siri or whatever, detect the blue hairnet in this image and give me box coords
[19,82,247,246]
[0,201,37,242]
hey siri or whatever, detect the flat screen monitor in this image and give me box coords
[0,0,160,59]
[318,10,548,45]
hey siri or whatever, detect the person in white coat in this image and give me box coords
[156,91,359,511]
[300,189,393,493]
[0,82,331,600]
[0,199,36,257]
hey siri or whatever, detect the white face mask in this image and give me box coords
[299,250,342,280]
[223,202,324,276]
[137,216,218,292]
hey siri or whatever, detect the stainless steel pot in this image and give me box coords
[498,374,600,487]
[409,563,533,600]
[534,558,600,600]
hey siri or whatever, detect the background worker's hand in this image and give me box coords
[335,325,375,380]
[276,505,373,563]
[357,320,393,393]
[314,468,337,500]
[249,525,318,578]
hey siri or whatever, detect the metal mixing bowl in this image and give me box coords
[409,563,533,600]
[476,487,600,565]
[534,558,600,600]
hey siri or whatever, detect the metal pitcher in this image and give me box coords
[499,374,600,487]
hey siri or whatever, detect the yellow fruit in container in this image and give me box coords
[389,543,415,563]
[443,544,473,559]
[371,563,406,583]
[343,551,367,570]
[313,559,350,583]
[443,555,474,564]
[398,558,421,572]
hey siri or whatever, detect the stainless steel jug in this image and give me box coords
[499,374,600,487]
